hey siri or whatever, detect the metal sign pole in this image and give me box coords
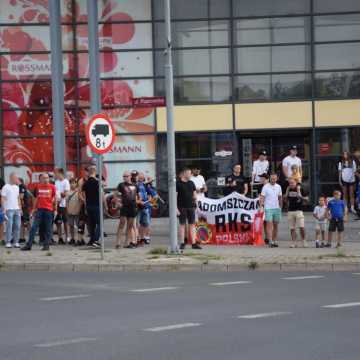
[87,0,104,259]
[164,0,178,253]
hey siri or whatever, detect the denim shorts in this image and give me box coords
[265,208,282,223]
[138,208,151,227]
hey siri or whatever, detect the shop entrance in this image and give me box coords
[238,130,312,198]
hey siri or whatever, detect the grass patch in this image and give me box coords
[248,261,259,270]
[148,247,168,255]
[181,252,222,262]
[6,250,11,255]
[322,250,348,259]
[148,255,160,260]
[46,252,52,256]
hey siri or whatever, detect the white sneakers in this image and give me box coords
[5,243,20,248]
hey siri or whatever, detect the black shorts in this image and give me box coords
[179,208,195,225]
[120,206,137,219]
[55,207,68,224]
[328,218,344,232]
[341,181,355,187]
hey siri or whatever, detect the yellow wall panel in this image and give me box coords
[315,100,360,127]
[235,102,312,129]
[156,105,233,132]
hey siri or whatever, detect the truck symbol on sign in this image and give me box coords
[92,124,110,137]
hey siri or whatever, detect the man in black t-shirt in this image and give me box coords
[82,166,101,248]
[176,168,201,250]
[115,171,139,249]
[224,164,248,196]
[284,178,309,248]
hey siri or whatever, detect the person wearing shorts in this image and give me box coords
[260,173,283,248]
[326,190,348,248]
[285,178,308,248]
[313,196,328,248]
[177,168,201,250]
[116,172,139,249]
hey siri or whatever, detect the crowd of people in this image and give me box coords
[0,166,160,251]
[0,145,359,251]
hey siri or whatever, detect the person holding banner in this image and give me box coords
[224,164,248,196]
[260,173,283,248]
[177,168,202,250]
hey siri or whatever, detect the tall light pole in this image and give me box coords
[164,0,178,253]
[87,0,105,260]
[49,0,66,170]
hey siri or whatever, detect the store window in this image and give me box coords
[315,43,360,71]
[235,45,311,74]
[155,20,230,48]
[233,0,310,18]
[314,14,360,42]
[235,73,311,101]
[156,76,231,104]
[314,0,360,13]
[154,0,231,20]
[234,17,310,45]
[315,72,360,98]
[155,48,230,77]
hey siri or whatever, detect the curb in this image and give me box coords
[1,262,360,272]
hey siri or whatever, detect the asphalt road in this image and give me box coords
[1,271,360,360]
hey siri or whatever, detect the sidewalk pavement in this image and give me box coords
[1,213,360,272]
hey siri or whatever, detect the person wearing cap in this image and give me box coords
[251,150,270,197]
[282,146,302,184]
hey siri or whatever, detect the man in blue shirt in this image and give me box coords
[326,190,348,248]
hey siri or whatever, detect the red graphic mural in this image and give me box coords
[1,0,155,183]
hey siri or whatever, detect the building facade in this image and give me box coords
[0,0,360,204]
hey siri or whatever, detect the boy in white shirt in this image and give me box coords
[282,145,302,182]
[313,196,328,248]
[190,167,207,201]
[1,173,21,248]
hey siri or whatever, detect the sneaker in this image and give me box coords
[124,243,137,249]
[270,242,279,248]
[5,243,12,249]
[137,239,145,247]
[58,238,66,245]
[351,206,357,214]
[180,243,186,250]
[191,243,202,250]
[19,238,26,244]
[91,242,100,249]
[264,238,270,245]
[21,244,32,251]
[325,243,332,248]
[290,243,297,248]
[14,243,20,248]
[315,241,320,248]
[69,238,76,246]
[144,238,151,245]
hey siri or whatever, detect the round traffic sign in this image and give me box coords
[85,114,115,155]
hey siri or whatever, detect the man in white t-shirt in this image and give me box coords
[190,166,207,201]
[252,150,270,196]
[282,145,302,183]
[54,168,70,244]
[260,173,283,248]
[1,172,21,248]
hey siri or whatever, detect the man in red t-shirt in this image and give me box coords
[22,173,57,251]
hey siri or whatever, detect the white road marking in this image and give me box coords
[282,275,324,280]
[323,302,360,309]
[34,337,97,348]
[144,323,202,332]
[39,294,90,301]
[130,287,178,293]
[237,312,292,319]
[210,281,252,286]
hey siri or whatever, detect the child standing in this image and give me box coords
[326,190,348,248]
[313,196,327,248]
[67,179,82,246]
